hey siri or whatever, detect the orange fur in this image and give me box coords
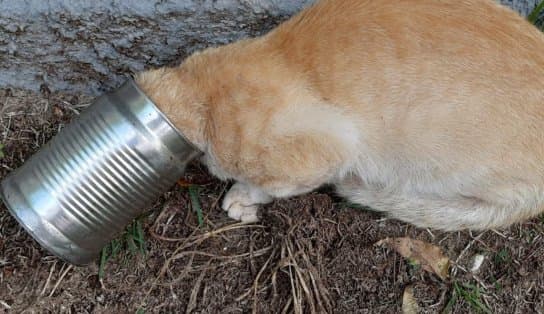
[136,0,544,230]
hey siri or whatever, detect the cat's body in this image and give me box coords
[136,0,544,230]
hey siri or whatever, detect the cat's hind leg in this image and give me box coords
[336,180,538,231]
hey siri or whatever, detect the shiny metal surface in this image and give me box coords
[0,80,200,265]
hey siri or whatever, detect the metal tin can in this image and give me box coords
[0,79,200,265]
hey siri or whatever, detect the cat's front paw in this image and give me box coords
[221,183,271,223]
[223,202,259,223]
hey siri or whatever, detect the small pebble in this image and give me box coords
[471,254,485,273]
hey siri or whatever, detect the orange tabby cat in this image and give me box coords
[136,0,544,230]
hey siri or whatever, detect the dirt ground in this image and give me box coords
[1,88,544,314]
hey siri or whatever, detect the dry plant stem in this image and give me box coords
[141,223,265,309]
[287,238,315,314]
[452,232,487,276]
[299,246,332,312]
[235,246,277,302]
[251,247,278,312]
[0,300,11,310]
[186,260,212,314]
[40,261,57,296]
[48,264,73,297]
[170,247,272,262]
[150,223,264,243]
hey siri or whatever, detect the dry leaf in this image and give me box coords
[402,285,419,314]
[376,237,450,280]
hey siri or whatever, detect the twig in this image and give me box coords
[453,232,486,276]
[490,229,507,239]
[142,222,263,309]
[186,260,211,314]
[235,246,277,302]
[48,265,73,297]
[40,261,57,296]
[171,247,271,263]
[0,300,11,310]
[150,223,264,243]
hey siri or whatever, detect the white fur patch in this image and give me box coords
[270,91,360,152]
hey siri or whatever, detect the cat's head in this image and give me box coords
[135,66,209,152]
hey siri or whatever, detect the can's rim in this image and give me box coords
[127,78,202,155]
[0,181,93,266]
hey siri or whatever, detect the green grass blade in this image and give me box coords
[444,281,492,314]
[529,1,544,24]
[98,245,109,280]
[135,219,146,255]
[188,185,204,227]
[111,239,121,258]
[126,233,138,254]
[97,219,147,279]
[442,284,458,314]
[0,143,4,159]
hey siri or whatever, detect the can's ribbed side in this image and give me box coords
[0,80,199,265]
[32,112,166,238]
